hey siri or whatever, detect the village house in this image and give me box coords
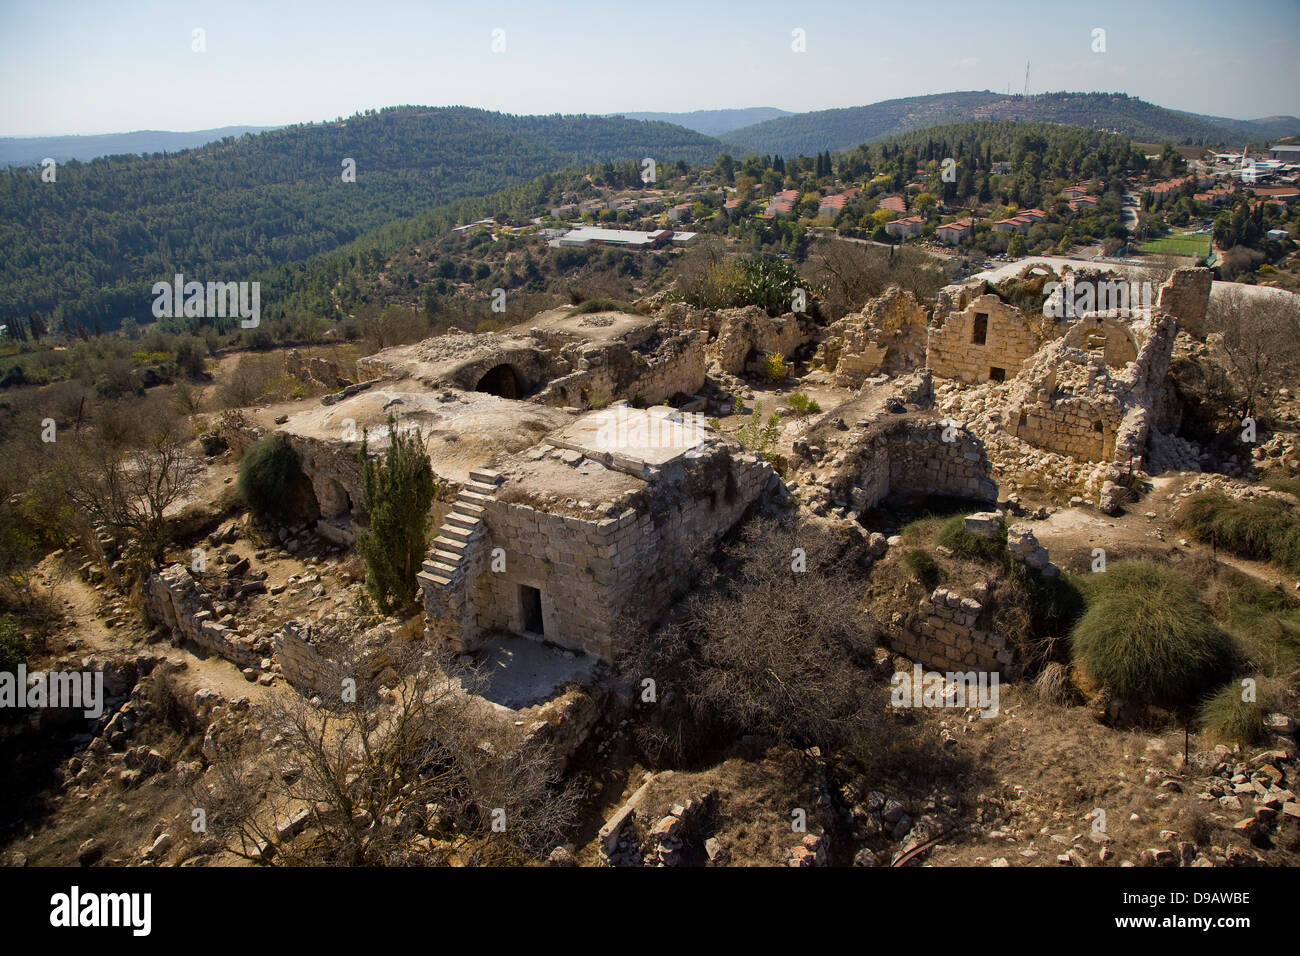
[935,218,974,245]
[885,215,924,238]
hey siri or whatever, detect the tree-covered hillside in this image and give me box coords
[723,92,1300,156]
[0,106,721,332]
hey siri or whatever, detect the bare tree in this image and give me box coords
[58,397,202,573]
[616,515,885,763]
[1204,287,1300,423]
[199,644,582,866]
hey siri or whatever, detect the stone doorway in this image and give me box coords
[520,584,544,636]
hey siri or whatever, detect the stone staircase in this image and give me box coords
[417,467,501,597]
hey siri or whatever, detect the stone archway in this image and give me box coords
[475,363,521,399]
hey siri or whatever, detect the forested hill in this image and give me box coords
[611,108,793,136]
[0,106,721,332]
[0,126,278,168]
[722,92,1300,156]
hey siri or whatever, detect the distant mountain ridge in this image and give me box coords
[721,92,1300,156]
[0,126,279,168]
[610,107,792,137]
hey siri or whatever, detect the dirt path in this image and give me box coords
[1023,472,1298,589]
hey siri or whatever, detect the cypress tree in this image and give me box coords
[357,415,438,613]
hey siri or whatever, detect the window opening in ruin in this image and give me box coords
[972,312,988,345]
[988,366,1006,382]
[1017,410,1028,428]
[476,363,521,399]
[1092,420,1103,433]
[520,585,544,636]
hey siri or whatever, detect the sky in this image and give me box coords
[1,0,1297,137]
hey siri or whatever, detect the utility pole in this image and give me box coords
[1024,61,1030,96]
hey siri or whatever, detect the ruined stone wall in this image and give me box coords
[273,624,342,697]
[143,565,262,669]
[794,412,997,518]
[1156,267,1212,336]
[891,586,1014,675]
[1003,313,1177,468]
[469,502,624,659]
[813,287,929,386]
[1059,316,1139,368]
[884,422,1000,504]
[709,307,811,374]
[533,331,707,408]
[272,620,396,698]
[1008,382,1122,462]
[284,434,364,522]
[606,451,773,627]
[926,294,1043,385]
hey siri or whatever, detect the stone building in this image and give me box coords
[926,292,1053,385]
[419,406,775,661]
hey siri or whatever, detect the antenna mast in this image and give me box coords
[1024,61,1030,96]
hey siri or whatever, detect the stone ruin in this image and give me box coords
[812,287,930,386]
[193,266,1212,700]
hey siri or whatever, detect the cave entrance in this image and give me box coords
[476,364,521,399]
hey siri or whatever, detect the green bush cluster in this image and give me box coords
[1070,562,1236,707]
[237,433,306,521]
[357,416,437,614]
[934,513,1005,563]
[1180,490,1300,574]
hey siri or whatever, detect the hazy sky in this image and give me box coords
[1,0,1297,136]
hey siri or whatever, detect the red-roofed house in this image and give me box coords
[935,218,974,245]
[885,215,923,238]
[879,195,907,214]
[1252,186,1300,203]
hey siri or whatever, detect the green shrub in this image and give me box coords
[787,392,821,416]
[735,402,781,460]
[1070,561,1236,706]
[1263,476,1300,498]
[935,513,1006,563]
[0,615,25,674]
[1196,680,1266,745]
[238,433,305,520]
[1215,579,1300,679]
[761,351,788,382]
[903,550,942,589]
[357,416,437,614]
[1180,490,1300,574]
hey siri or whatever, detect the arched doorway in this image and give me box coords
[475,364,521,399]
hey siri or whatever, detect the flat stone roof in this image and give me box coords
[544,405,714,471]
[274,387,574,485]
[491,406,731,517]
[514,306,658,345]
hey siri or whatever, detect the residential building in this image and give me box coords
[885,215,923,239]
[935,218,974,245]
